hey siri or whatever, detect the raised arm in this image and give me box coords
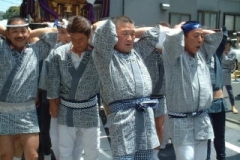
[29,27,58,39]
[202,29,216,35]
[92,20,106,31]
[200,29,223,61]
[135,27,153,38]
[92,19,117,60]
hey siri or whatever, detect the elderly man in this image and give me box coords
[162,21,223,160]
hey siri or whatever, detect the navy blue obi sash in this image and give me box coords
[109,97,159,113]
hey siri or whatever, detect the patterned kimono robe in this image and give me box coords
[162,29,223,146]
[0,33,57,134]
[92,20,160,156]
[47,43,100,128]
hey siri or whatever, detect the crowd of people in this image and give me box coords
[0,14,238,160]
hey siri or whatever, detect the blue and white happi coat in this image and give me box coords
[162,29,223,146]
[47,43,100,128]
[92,20,161,156]
[39,42,64,91]
[0,33,57,135]
[144,50,167,117]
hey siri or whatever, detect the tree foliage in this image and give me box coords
[2,6,20,19]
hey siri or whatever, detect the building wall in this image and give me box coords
[109,0,240,27]
[110,0,169,26]
[197,0,240,26]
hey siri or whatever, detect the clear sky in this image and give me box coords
[0,0,22,12]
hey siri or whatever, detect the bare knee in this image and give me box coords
[24,151,38,160]
[14,136,23,157]
[20,133,39,160]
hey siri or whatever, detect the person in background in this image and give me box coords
[206,27,232,160]
[144,21,171,160]
[38,19,71,160]
[38,19,70,160]
[222,38,238,114]
[162,21,223,160]
[0,16,57,160]
[235,32,240,48]
[47,16,100,160]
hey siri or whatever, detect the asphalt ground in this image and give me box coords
[224,76,240,124]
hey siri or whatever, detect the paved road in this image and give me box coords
[224,77,240,124]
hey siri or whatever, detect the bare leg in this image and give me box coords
[155,115,165,144]
[0,135,16,160]
[14,135,23,158]
[20,133,39,160]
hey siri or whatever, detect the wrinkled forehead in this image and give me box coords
[186,28,203,36]
[116,22,135,32]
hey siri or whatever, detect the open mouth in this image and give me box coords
[126,43,132,47]
[15,37,25,42]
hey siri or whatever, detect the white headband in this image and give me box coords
[6,23,29,28]
[57,19,68,29]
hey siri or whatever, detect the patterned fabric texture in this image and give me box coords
[144,50,165,95]
[58,103,99,128]
[108,106,158,156]
[39,42,63,90]
[0,33,57,135]
[92,20,160,156]
[92,20,160,104]
[113,149,153,160]
[61,96,98,109]
[47,43,100,128]
[47,43,100,101]
[162,29,223,146]
[0,33,57,103]
[0,102,39,135]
